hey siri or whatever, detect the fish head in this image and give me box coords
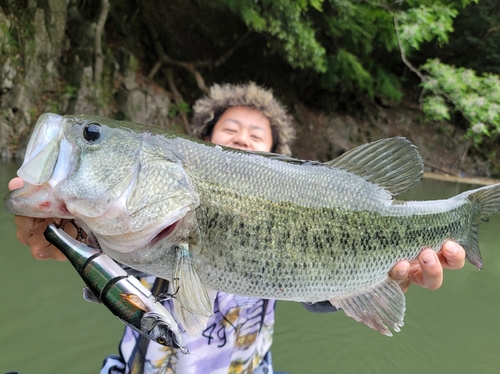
[4,113,199,253]
[141,311,185,350]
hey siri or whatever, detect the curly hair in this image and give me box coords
[191,82,296,156]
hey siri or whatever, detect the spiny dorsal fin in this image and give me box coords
[242,149,323,166]
[326,137,423,197]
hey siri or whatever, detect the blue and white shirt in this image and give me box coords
[101,275,275,374]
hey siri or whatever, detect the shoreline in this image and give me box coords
[423,171,500,186]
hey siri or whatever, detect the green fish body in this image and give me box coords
[5,113,500,336]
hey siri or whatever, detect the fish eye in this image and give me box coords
[157,337,166,345]
[83,123,101,142]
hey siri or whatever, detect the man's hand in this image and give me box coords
[9,177,68,261]
[390,241,466,292]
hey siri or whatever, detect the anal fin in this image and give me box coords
[329,277,406,336]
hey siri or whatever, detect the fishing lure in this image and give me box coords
[44,223,186,352]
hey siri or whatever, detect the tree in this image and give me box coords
[207,0,500,144]
[2,0,500,160]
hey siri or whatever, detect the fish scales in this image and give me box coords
[193,192,475,301]
[167,137,474,300]
[4,113,500,336]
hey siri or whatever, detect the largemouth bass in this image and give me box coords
[5,113,500,337]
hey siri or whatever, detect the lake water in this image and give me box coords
[1,161,499,374]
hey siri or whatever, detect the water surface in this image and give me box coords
[272,179,500,374]
[1,162,499,373]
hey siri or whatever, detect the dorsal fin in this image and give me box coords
[240,149,323,166]
[326,137,423,197]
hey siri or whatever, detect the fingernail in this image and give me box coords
[33,252,46,260]
[446,242,458,254]
[422,252,436,266]
[396,267,408,276]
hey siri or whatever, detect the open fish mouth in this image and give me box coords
[150,221,179,246]
[9,112,499,338]
[4,113,77,218]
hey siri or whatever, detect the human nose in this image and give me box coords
[231,131,250,149]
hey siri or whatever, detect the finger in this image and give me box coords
[27,229,68,261]
[15,216,70,261]
[30,239,67,261]
[388,261,411,292]
[389,260,410,281]
[8,177,24,191]
[409,249,443,290]
[14,215,37,245]
[438,241,466,270]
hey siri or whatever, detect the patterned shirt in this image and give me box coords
[102,275,275,374]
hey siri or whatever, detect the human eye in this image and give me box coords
[221,124,237,133]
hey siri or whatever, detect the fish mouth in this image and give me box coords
[4,182,72,218]
[18,113,66,185]
[4,113,76,218]
[149,221,179,246]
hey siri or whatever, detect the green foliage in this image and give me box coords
[439,0,500,75]
[421,59,500,143]
[396,4,459,50]
[372,66,403,102]
[318,1,402,100]
[209,0,479,103]
[0,21,16,55]
[214,0,327,72]
[65,85,78,100]
[0,3,36,57]
[322,49,373,94]
[111,0,500,145]
[168,101,191,118]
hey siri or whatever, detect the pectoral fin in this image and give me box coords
[173,300,210,336]
[329,277,405,336]
[172,243,213,334]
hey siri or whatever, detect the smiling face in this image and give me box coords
[208,106,274,152]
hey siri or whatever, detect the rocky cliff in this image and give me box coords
[1,0,499,180]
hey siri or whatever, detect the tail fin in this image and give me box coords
[460,183,500,269]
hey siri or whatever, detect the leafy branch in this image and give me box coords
[393,1,500,144]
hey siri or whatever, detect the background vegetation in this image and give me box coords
[1,0,500,175]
